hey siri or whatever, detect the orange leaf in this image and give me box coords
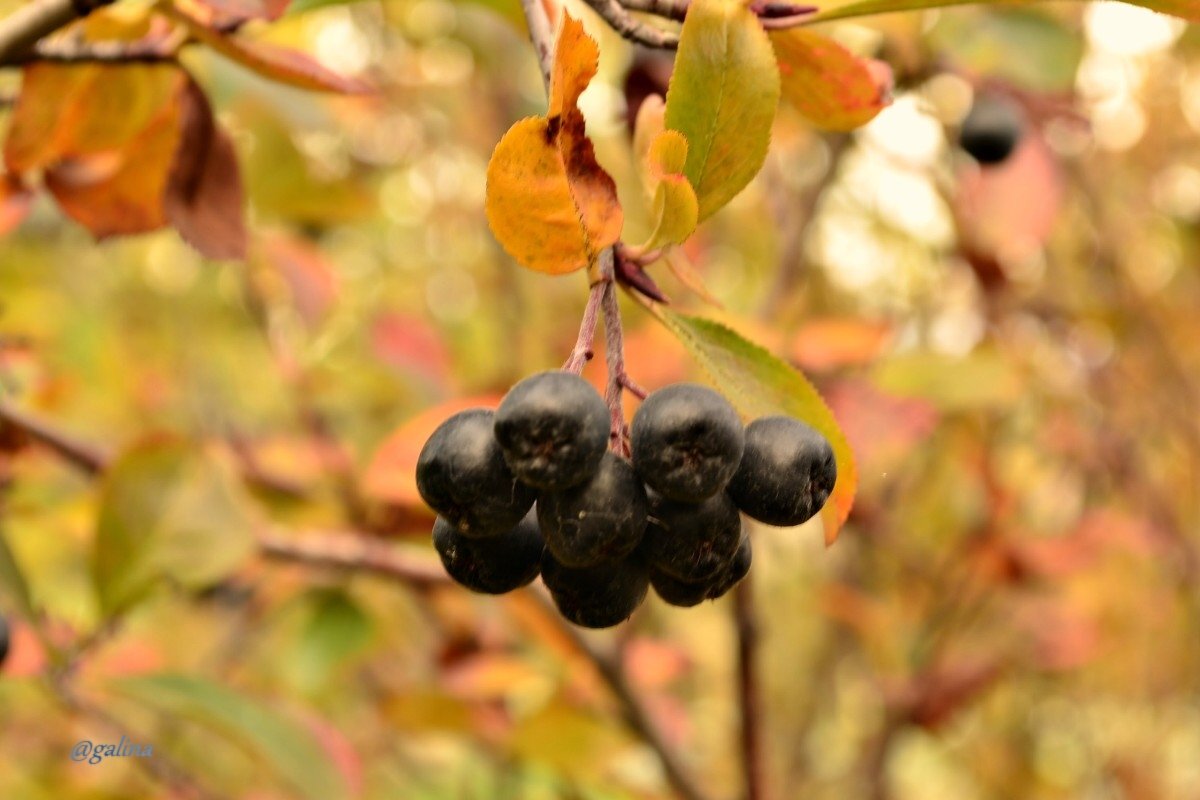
[485,14,622,275]
[5,63,184,173]
[362,395,504,507]
[45,94,184,238]
[771,29,891,132]
[165,78,248,260]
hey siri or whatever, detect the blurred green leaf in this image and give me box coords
[110,673,346,800]
[654,310,857,544]
[872,350,1024,411]
[93,439,256,616]
[928,9,1083,91]
[286,588,373,689]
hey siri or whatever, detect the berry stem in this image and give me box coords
[562,279,605,374]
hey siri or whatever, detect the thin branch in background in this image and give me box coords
[617,0,689,21]
[734,578,769,800]
[527,590,716,800]
[257,528,449,589]
[0,0,113,66]
[0,399,110,474]
[580,0,680,49]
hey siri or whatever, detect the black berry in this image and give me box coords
[642,491,742,582]
[706,535,752,599]
[0,614,8,667]
[630,384,744,502]
[728,416,836,527]
[432,511,544,594]
[542,552,649,629]
[959,95,1024,166]
[649,535,752,607]
[494,371,609,491]
[416,409,535,537]
[538,452,648,568]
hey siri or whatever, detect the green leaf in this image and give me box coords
[0,528,35,619]
[664,0,781,222]
[286,588,374,690]
[927,9,1083,92]
[654,310,857,544]
[110,673,346,800]
[806,0,1199,25]
[93,439,256,616]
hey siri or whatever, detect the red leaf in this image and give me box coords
[370,313,449,385]
[165,78,247,260]
[771,29,891,131]
[261,233,341,328]
[175,0,291,27]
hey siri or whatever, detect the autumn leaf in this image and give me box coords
[4,63,183,174]
[485,13,623,275]
[664,0,780,222]
[165,78,248,260]
[636,131,699,251]
[771,29,891,131]
[173,0,292,28]
[45,92,184,238]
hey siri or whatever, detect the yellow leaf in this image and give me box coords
[636,130,698,251]
[485,13,622,275]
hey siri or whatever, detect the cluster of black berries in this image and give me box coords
[416,372,837,628]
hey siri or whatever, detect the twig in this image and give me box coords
[0,399,110,474]
[618,0,689,21]
[562,280,606,374]
[580,0,680,49]
[734,579,768,800]
[0,0,113,66]
[518,0,555,90]
[528,590,714,800]
[257,528,449,588]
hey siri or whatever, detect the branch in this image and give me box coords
[257,528,449,588]
[527,590,715,800]
[562,279,605,374]
[581,0,680,49]
[0,0,113,66]
[0,398,110,474]
[618,0,688,21]
[518,0,555,90]
[734,579,769,800]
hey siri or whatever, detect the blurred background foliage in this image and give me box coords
[2,0,1200,798]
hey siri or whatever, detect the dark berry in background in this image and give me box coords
[642,490,742,583]
[728,416,836,527]
[631,383,744,502]
[538,452,648,568]
[542,552,649,629]
[494,371,609,491]
[0,614,9,667]
[959,94,1024,166]
[432,511,544,594]
[417,409,535,537]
